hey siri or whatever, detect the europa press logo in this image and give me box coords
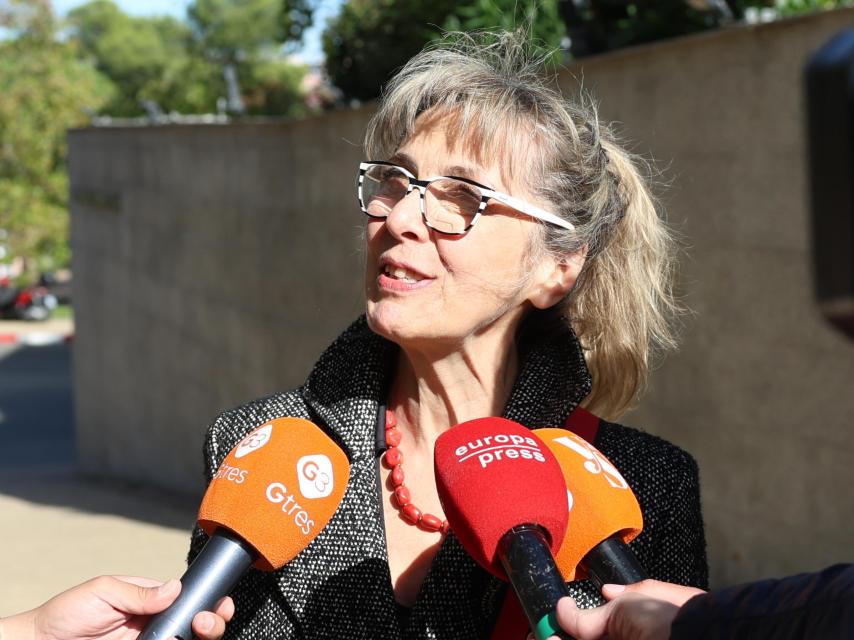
[234,424,273,459]
[296,454,334,498]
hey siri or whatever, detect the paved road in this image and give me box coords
[0,341,75,468]
[0,328,197,616]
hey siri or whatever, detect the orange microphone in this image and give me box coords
[140,417,349,640]
[536,428,646,587]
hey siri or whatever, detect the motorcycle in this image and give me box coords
[0,278,58,321]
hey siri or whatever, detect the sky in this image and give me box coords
[52,0,345,65]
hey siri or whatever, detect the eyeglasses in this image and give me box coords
[357,161,574,235]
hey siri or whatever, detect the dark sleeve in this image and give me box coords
[640,451,709,589]
[670,564,854,639]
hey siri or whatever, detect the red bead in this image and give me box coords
[391,465,405,486]
[384,447,403,467]
[384,410,397,429]
[402,503,422,524]
[383,409,447,535]
[393,486,411,507]
[441,520,450,535]
[420,513,443,531]
[385,428,402,447]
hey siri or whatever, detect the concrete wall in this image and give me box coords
[69,110,372,493]
[69,9,854,588]
[581,11,854,586]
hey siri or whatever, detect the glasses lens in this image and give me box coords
[425,178,481,234]
[361,165,408,217]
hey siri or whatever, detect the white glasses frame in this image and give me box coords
[357,161,574,235]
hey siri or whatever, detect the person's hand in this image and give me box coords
[0,575,234,640]
[551,580,706,640]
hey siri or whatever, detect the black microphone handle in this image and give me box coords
[497,524,575,640]
[582,536,647,590]
[139,528,257,640]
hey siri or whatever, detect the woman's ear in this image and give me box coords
[528,248,587,310]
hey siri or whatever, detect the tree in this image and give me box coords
[242,57,311,117]
[0,0,111,273]
[66,0,313,117]
[557,0,731,56]
[557,0,854,57]
[443,0,567,62]
[322,0,567,104]
[188,0,287,62]
[187,0,315,114]
[67,0,215,116]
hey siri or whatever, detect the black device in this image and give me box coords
[498,525,574,640]
[805,29,854,340]
[582,536,648,590]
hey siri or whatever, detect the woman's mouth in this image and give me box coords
[383,265,422,283]
[377,262,434,291]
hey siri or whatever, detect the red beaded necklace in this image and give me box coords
[383,409,449,534]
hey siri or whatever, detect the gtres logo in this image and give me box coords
[455,433,546,469]
[262,453,333,535]
[296,454,334,498]
[213,462,248,485]
[265,483,315,535]
[234,424,272,459]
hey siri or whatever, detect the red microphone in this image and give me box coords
[140,417,350,640]
[434,417,572,640]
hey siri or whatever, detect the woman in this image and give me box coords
[189,31,707,639]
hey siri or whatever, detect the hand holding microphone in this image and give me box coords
[0,576,233,640]
[139,417,350,640]
[552,580,704,640]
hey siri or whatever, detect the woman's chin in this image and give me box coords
[366,306,409,342]
[366,305,437,347]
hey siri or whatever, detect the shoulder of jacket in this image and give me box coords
[205,388,311,465]
[595,420,700,482]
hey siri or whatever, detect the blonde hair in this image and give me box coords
[364,31,680,420]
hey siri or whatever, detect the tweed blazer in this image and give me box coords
[189,316,708,639]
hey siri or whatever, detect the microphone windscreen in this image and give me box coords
[434,417,569,578]
[536,428,643,581]
[197,417,350,572]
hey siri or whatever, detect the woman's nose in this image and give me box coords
[384,188,428,241]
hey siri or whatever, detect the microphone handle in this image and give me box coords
[583,536,648,589]
[498,524,575,640]
[139,528,257,640]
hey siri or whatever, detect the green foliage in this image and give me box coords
[561,1,854,56]
[560,0,728,55]
[186,0,313,115]
[770,0,853,16]
[323,0,452,103]
[0,2,111,272]
[188,0,287,62]
[1,0,312,272]
[0,0,57,42]
[67,0,221,116]
[727,0,852,15]
[66,0,311,118]
[323,0,566,103]
[241,57,310,117]
[282,0,315,47]
[443,0,567,63]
